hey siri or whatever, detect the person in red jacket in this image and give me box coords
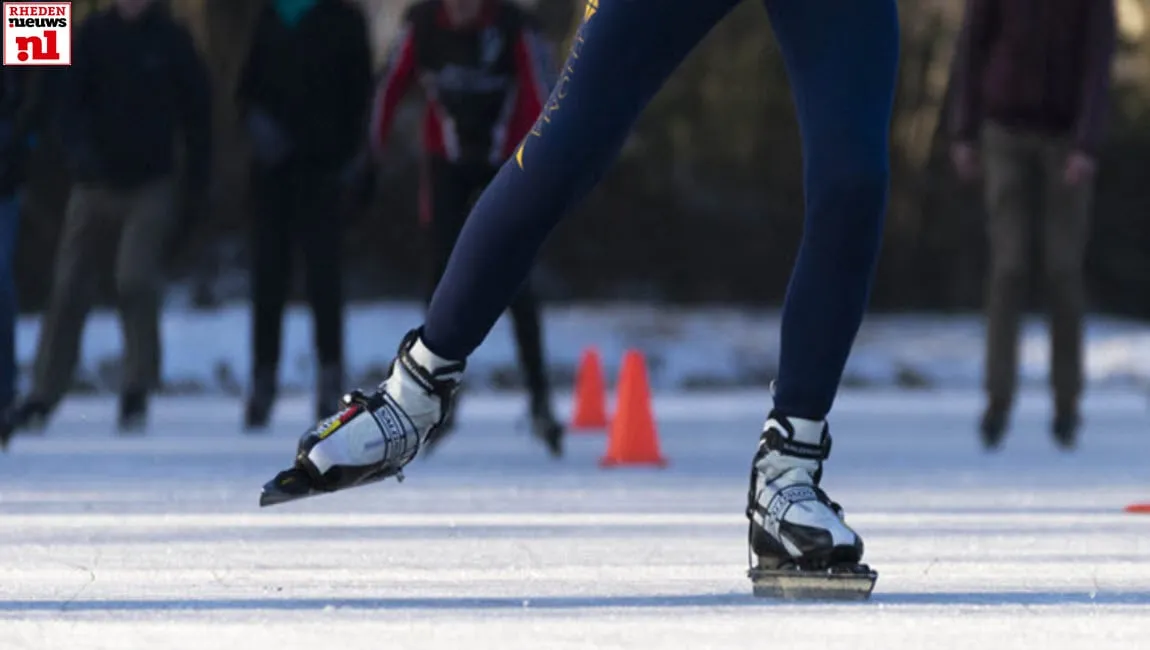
[369,0,563,456]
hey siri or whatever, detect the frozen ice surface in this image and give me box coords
[1,388,1150,649]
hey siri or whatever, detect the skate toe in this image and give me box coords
[259,467,325,507]
[798,543,863,571]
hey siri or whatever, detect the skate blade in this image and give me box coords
[259,467,328,507]
[747,566,878,601]
[258,466,405,508]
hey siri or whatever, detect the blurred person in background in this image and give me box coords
[236,0,373,429]
[0,65,58,449]
[950,0,1115,451]
[368,0,564,456]
[1,0,211,442]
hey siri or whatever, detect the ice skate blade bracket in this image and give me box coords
[747,566,877,601]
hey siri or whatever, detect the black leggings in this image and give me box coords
[424,157,552,412]
[250,165,344,374]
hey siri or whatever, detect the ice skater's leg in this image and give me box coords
[262,0,745,505]
[766,0,900,420]
[746,0,898,599]
[421,0,743,361]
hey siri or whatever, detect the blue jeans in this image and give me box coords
[0,193,18,407]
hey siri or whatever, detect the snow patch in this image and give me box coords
[14,302,1150,396]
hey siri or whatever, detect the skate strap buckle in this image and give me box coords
[763,427,832,461]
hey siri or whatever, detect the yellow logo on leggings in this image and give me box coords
[583,0,598,21]
[515,0,597,169]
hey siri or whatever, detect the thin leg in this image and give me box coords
[0,196,19,406]
[423,158,471,307]
[764,0,901,419]
[421,0,743,360]
[30,185,117,407]
[250,170,295,376]
[980,124,1037,414]
[297,171,345,370]
[115,177,178,396]
[1040,138,1092,417]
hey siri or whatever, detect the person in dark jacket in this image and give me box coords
[236,0,373,429]
[0,70,25,430]
[949,0,1116,451]
[0,65,57,449]
[368,0,565,456]
[2,0,211,442]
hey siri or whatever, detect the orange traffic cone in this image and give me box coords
[1125,503,1150,514]
[600,350,667,468]
[571,347,609,430]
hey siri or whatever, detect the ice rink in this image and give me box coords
[2,388,1149,649]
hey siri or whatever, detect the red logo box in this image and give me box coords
[4,2,71,66]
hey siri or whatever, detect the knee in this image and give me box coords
[803,162,889,266]
[990,259,1027,284]
[115,272,158,304]
[807,134,889,216]
[1043,251,1085,282]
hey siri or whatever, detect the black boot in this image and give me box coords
[1052,399,1080,451]
[980,398,1009,451]
[0,397,52,450]
[118,391,148,434]
[530,398,564,458]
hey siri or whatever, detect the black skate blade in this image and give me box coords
[748,565,878,601]
[259,467,329,507]
[258,465,406,508]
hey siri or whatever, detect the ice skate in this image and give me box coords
[745,410,877,600]
[259,328,464,507]
[529,404,564,458]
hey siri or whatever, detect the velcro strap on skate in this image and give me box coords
[764,427,832,461]
[764,484,820,521]
[397,329,466,398]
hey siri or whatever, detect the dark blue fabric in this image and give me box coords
[422,0,900,420]
[0,193,19,407]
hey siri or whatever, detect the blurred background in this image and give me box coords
[7,0,1150,403]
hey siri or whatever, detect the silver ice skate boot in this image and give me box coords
[259,328,464,506]
[745,410,877,600]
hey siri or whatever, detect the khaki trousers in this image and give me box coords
[980,122,1093,412]
[30,177,177,405]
